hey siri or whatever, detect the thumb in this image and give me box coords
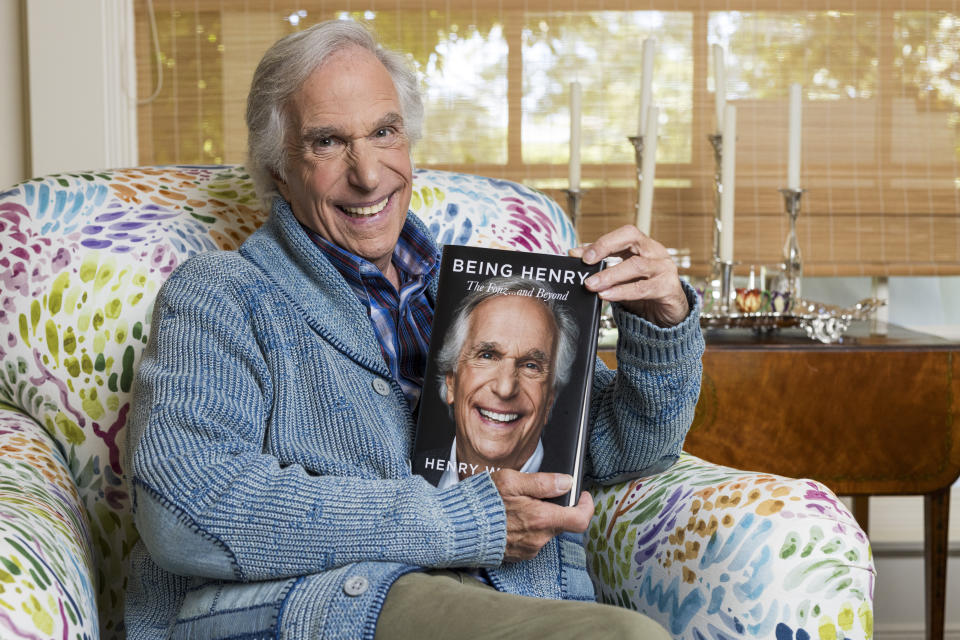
[495,470,574,499]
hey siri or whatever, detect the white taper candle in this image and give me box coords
[713,44,726,137]
[569,81,582,191]
[719,104,737,263]
[637,105,659,234]
[787,83,803,190]
[637,38,656,138]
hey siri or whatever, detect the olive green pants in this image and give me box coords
[374,570,671,640]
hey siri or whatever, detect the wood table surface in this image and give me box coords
[599,321,960,640]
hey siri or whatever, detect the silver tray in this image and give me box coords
[701,297,886,343]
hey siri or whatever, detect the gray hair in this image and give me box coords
[245,20,424,209]
[436,276,580,406]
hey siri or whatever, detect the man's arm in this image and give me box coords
[583,289,703,483]
[127,255,507,582]
[570,225,705,483]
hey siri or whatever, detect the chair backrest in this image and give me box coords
[0,165,576,636]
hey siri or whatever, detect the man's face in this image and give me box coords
[445,295,558,476]
[276,46,412,272]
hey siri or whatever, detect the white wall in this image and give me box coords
[0,0,27,188]
[18,0,136,178]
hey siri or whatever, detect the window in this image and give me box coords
[135,1,960,275]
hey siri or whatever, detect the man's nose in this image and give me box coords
[346,140,380,192]
[491,361,520,397]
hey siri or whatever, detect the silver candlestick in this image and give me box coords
[708,133,724,266]
[628,135,645,229]
[718,260,734,314]
[705,133,725,307]
[779,187,804,301]
[562,188,584,233]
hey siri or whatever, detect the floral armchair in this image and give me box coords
[0,166,874,639]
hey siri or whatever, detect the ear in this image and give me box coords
[271,169,291,201]
[445,372,456,405]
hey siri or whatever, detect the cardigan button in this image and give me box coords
[343,575,369,597]
[372,378,391,396]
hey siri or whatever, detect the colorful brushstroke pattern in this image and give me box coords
[588,455,874,639]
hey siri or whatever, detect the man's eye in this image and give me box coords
[469,350,497,364]
[312,137,338,151]
[372,127,400,144]
[519,360,549,378]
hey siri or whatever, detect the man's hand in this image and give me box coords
[490,469,594,563]
[570,224,689,327]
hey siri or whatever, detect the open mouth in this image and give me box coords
[339,194,390,218]
[477,407,521,424]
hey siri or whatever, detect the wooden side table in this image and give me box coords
[600,322,960,640]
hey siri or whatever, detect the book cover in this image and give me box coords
[412,245,604,506]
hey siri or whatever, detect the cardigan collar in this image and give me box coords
[239,197,441,376]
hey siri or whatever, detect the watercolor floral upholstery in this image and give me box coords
[0,165,874,640]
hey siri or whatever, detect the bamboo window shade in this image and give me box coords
[135,0,960,277]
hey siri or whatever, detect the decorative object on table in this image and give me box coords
[770,290,790,313]
[735,287,763,313]
[698,82,884,343]
[780,186,804,302]
[701,297,884,343]
[702,48,736,315]
[781,83,804,300]
[703,97,737,315]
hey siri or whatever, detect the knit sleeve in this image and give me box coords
[127,254,506,583]
[583,281,705,484]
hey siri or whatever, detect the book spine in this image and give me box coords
[566,277,603,508]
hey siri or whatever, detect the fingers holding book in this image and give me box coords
[491,469,594,563]
[571,224,689,328]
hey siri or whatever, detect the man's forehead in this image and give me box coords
[289,46,401,130]
[471,297,557,331]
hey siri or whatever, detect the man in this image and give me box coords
[424,276,578,486]
[125,19,703,640]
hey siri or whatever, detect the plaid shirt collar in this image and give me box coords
[300,216,438,409]
[305,219,437,290]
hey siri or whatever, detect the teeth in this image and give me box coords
[478,408,519,423]
[342,197,388,216]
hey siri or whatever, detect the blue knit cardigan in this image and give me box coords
[124,199,705,639]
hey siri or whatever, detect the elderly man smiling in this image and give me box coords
[125,19,704,640]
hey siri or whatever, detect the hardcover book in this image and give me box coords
[412,245,604,506]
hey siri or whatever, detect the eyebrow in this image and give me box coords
[466,341,501,358]
[466,342,551,364]
[299,112,404,145]
[521,350,551,365]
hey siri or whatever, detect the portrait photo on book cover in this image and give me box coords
[413,246,602,502]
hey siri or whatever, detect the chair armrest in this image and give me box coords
[0,406,99,639]
[587,453,875,640]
